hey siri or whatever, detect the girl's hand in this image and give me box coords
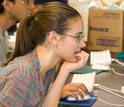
[60,51,89,73]
[61,83,88,99]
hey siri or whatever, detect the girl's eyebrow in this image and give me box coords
[75,32,84,35]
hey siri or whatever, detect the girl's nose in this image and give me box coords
[79,40,86,48]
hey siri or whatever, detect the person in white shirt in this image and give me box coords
[0,0,34,66]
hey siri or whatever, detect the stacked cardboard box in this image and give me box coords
[85,8,124,53]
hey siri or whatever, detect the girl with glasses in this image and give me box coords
[0,2,89,107]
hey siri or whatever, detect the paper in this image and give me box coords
[68,0,91,6]
[101,0,122,5]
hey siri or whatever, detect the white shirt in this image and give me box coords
[0,26,8,66]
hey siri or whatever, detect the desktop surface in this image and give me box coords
[59,62,124,107]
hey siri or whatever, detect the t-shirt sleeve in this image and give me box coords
[0,77,30,107]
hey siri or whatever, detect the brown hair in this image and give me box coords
[6,1,81,64]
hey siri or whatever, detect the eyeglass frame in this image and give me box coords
[62,33,85,42]
[20,0,34,5]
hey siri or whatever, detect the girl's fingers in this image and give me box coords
[61,83,88,99]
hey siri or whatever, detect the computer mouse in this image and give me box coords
[67,94,91,101]
[78,94,91,100]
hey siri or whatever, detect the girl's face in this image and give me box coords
[57,17,86,62]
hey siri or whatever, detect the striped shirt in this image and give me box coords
[0,49,56,107]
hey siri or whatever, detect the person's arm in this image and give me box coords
[42,68,69,107]
[42,51,89,107]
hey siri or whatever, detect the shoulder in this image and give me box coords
[15,53,39,78]
[0,51,40,81]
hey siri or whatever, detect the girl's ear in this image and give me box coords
[47,31,61,46]
[3,0,13,12]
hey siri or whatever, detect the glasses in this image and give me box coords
[63,33,85,42]
[21,0,34,5]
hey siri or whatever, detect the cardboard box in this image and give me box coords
[85,8,124,53]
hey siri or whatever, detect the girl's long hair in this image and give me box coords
[5,2,81,65]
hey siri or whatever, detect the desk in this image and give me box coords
[59,62,124,107]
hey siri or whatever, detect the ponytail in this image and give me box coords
[14,16,33,56]
[5,16,36,65]
[4,2,81,66]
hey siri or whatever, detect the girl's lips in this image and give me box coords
[74,50,81,54]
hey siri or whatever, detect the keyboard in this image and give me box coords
[67,72,96,101]
[90,50,112,70]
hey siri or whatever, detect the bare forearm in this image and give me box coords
[42,51,89,107]
[42,70,69,107]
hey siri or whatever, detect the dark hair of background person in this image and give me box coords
[34,0,67,4]
[6,1,81,65]
[7,0,67,37]
[0,0,15,14]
